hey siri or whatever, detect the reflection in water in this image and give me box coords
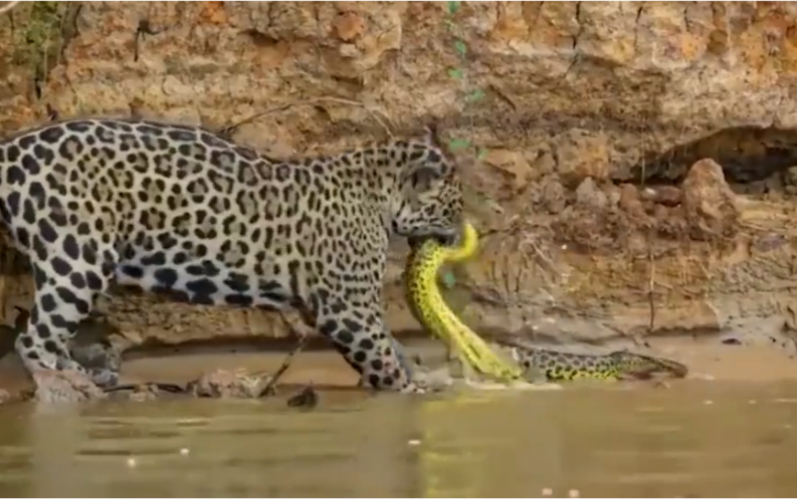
[0,382,797,497]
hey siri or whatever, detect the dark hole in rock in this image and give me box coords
[619,126,797,196]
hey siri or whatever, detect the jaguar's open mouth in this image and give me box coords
[407,230,458,250]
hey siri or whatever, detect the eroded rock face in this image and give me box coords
[0,2,796,348]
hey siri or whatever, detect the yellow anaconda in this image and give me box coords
[405,223,688,383]
[405,223,522,382]
[496,337,688,381]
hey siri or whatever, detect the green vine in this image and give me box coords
[11,1,66,99]
[438,1,489,292]
[443,1,487,161]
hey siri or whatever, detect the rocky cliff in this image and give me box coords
[2,1,797,351]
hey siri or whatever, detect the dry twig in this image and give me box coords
[219,97,395,141]
[646,227,656,338]
[257,312,312,397]
[258,334,308,397]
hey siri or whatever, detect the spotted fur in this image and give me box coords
[0,118,463,392]
[499,340,689,381]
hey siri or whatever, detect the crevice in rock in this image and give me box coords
[240,28,279,47]
[620,126,797,194]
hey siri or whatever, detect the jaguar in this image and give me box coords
[0,117,463,394]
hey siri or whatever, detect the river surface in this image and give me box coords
[0,380,796,497]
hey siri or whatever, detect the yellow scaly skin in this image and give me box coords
[405,223,523,382]
[405,224,689,383]
[495,338,688,381]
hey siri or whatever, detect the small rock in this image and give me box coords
[682,158,740,240]
[190,368,270,398]
[555,129,610,187]
[126,383,169,402]
[640,185,682,206]
[484,149,534,194]
[575,177,607,211]
[411,365,455,391]
[33,370,106,404]
[651,203,671,222]
[286,385,318,409]
[752,232,787,252]
[653,185,682,206]
[785,166,797,186]
[339,43,361,58]
[602,183,622,207]
[333,12,365,42]
[618,183,648,221]
[128,389,159,402]
[104,382,185,401]
[540,177,566,214]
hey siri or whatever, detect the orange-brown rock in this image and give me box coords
[682,158,741,240]
[333,12,366,42]
[32,370,106,404]
[618,184,648,222]
[555,130,611,188]
[1,1,797,350]
[190,368,271,398]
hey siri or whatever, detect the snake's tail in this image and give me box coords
[443,222,479,264]
[435,299,522,381]
[436,223,521,381]
[408,220,521,382]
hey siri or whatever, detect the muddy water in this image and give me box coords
[0,380,797,497]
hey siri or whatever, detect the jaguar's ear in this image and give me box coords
[399,121,448,189]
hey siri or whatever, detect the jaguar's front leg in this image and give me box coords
[351,334,417,389]
[317,310,422,393]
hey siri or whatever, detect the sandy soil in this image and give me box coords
[647,336,797,382]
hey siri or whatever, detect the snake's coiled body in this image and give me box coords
[405,224,521,381]
[405,223,688,382]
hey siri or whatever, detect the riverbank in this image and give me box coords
[0,334,795,404]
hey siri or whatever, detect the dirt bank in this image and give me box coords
[1,2,797,353]
[0,336,796,404]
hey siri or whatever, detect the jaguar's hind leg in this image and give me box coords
[16,246,120,388]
